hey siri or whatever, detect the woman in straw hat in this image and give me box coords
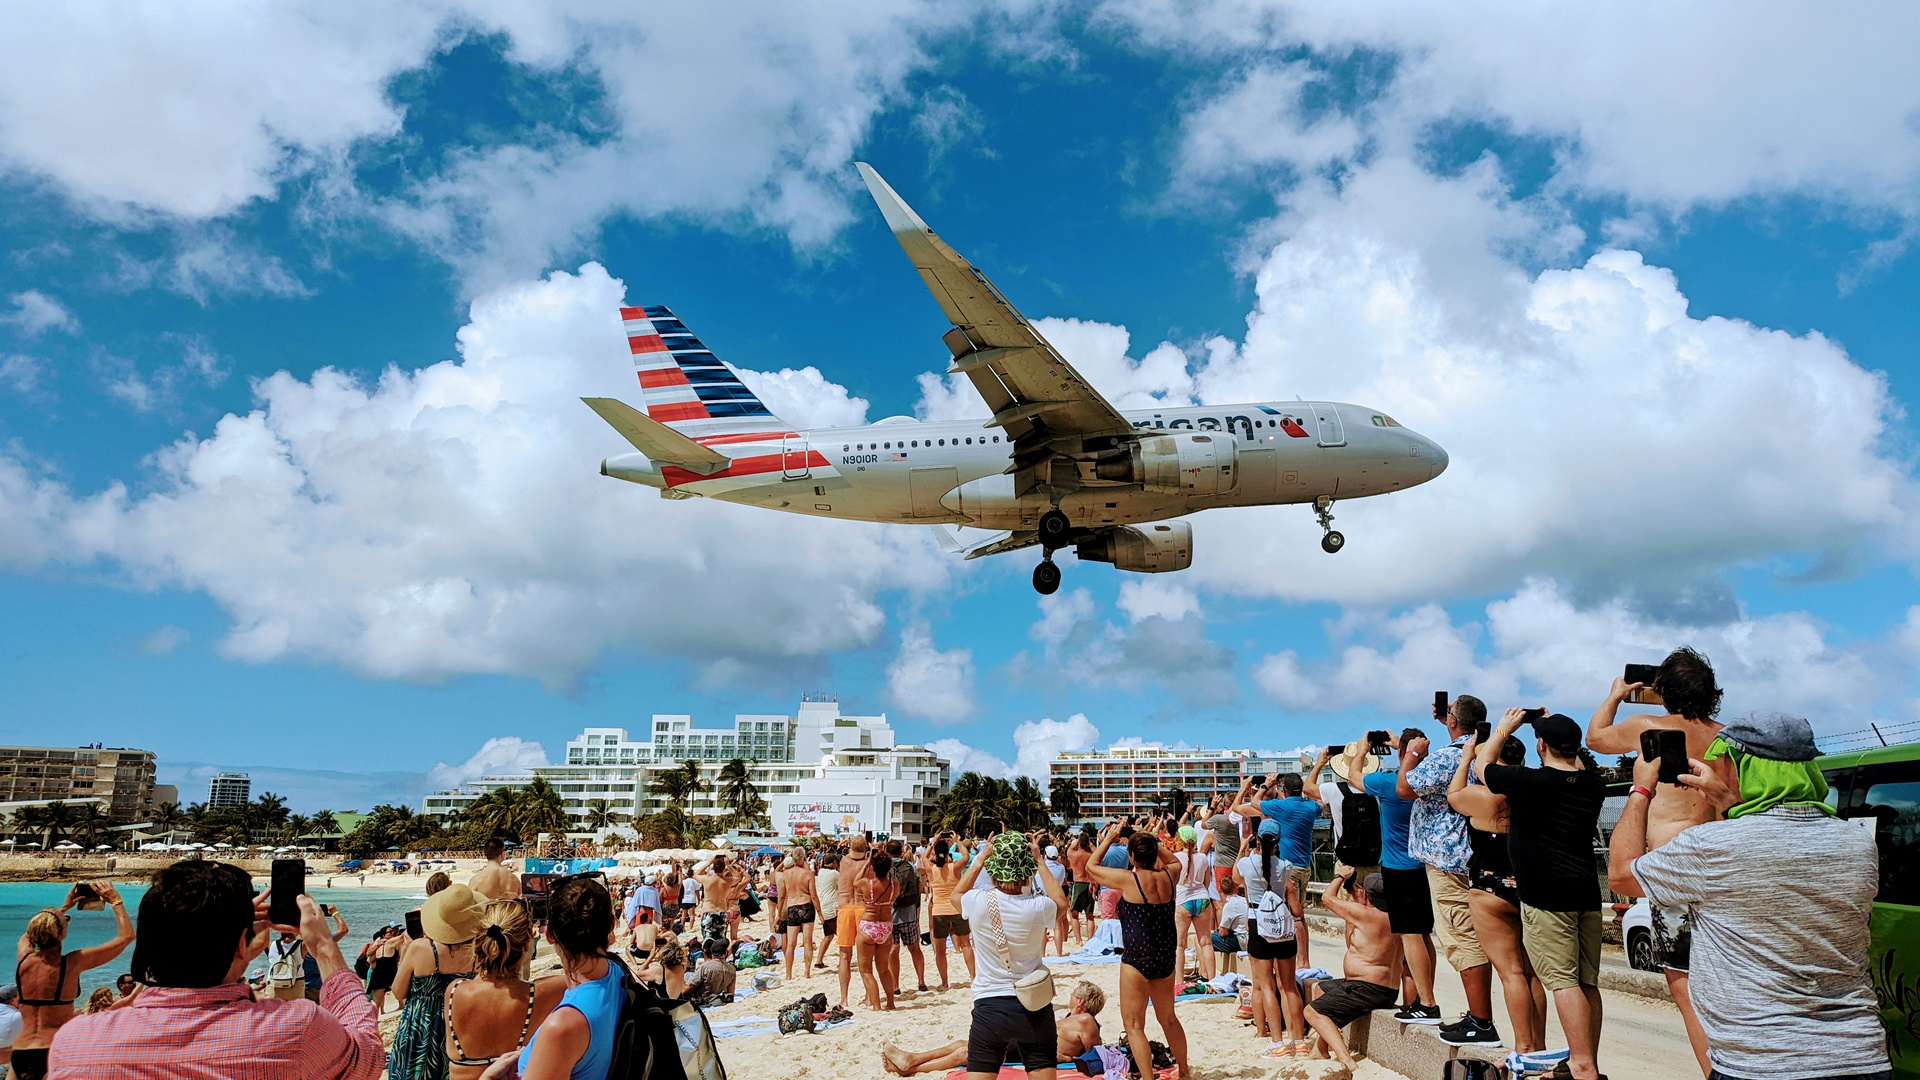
[443,898,563,1080]
[390,883,484,1080]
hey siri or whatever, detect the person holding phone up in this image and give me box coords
[11,881,133,1080]
[1585,645,1728,1077]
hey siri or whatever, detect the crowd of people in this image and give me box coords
[0,647,1897,1080]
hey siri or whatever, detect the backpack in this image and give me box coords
[268,941,303,989]
[604,955,729,1080]
[1334,780,1382,868]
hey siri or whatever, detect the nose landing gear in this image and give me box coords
[1315,495,1345,554]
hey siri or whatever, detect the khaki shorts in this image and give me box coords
[1425,865,1486,970]
[835,903,865,949]
[1288,865,1311,905]
[1521,905,1601,991]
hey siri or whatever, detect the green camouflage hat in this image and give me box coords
[984,836,1038,883]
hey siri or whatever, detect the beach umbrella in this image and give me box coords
[212,842,231,849]
[189,842,207,849]
[0,839,14,847]
[94,845,113,851]
[55,841,82,850]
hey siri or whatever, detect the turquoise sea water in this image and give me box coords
[0,881,427,998]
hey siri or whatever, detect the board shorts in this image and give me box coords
[836,903,866,948]
[1211,929,1242,954]
[1070,882,1095,913]
[892,903,919,937]
[1382,865,1435,936]
[858,919,894,945]
[784,902,816,927]
[966,995,1059,1074]
[700,912,728,941]
[1470,867,1521,910]
[931,913,971,938]
[1307,978,1398,1028]
[820,910,838,938]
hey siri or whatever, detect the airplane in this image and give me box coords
[584,163,1448,595]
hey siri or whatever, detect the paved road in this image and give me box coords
[1302,928,1693,1080]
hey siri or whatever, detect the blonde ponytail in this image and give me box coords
[473,898,533,977]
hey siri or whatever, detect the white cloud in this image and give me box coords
[427,736,551,791]
[928,712,1100,781]
[1104,1,1920,216]
[731,365,870,431]
[1116,579,1201,624]
[887,624,977,724]
[1031,587,1096,647]
[10,262,949,683]
[3,291,78,336]
[1255,577,1888,731]
[0,355,41,395]
[138,624,189,656]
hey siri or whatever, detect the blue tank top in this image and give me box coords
[518,963,622,1079]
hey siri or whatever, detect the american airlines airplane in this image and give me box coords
[585,164,1448,594]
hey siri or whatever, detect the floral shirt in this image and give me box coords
[1404,733,1473,874]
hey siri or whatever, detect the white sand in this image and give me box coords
[704,943,1408,1080]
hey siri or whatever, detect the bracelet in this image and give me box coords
[1630,785,1656,801]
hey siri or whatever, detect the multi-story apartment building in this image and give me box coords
[421,694,951,840]
[207,773,251,808]
[0,744,159,824]
[1050,745,1307,821]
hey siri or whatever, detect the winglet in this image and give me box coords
[855,162,932,237]
[580,397,730,471]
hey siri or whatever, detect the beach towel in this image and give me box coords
[1042,918,1126,965]
[708,1016,780,1039]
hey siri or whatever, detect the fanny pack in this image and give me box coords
[981,891,1056,1012]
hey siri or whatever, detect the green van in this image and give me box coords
[1821,743,1920,1079]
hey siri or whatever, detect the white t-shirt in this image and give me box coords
[1174,852,1218,904]
[1218,895,1250,939]
[0,1002,21,1048]
[961,888,1057,1001]
[681,877,700,905]
[817,868,841,917]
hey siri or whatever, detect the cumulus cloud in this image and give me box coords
[1254,577,1888,731]
[5,263,948,683]
[427,736,551,791]
[928,712,1100,781]
[138,625,189,656]
[887,624,977,724]
[3,291,78,336]
[1117,579,1201,624]
[1016,586,1238,709]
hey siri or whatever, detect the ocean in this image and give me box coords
[0,881,429,998]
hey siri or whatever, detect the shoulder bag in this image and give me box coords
[980,891,1055,1012]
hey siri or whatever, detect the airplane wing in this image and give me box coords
[580,397,730,471]
[961,530,1040,561]
[856,163,1135,495]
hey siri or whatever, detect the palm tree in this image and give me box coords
[282,814,313,845]
[516,778,570,838]
[718,758,758,818]
[29,801,77,848]
[149,800,186,838]
[72,803,107,848]
[930,772,998,837]
[650,760,707,815]
[1048,776,1081,823]
[582,799,619,832]
[1144,784,1192,821]
[309,809,339,837]
[1006,777,1050,830]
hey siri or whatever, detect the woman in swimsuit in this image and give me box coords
[391,884,482,1080]
[855,851,900,1011]
[1451,728,1547,1055]
[638,935,690,998]
[444,899,562,1080]
[1170,822,1218,980]
[1084,822,1191,1080]
[494,875,623,1080]
[12,881,133,1080]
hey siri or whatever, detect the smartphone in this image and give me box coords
[405,908,424,940]
[1639,728,1690,785]
[268,858,304,926]
[1521,707,1547,724]
[72,883,103,911]
[1366,730,1391,756]
[1434,691,1449,721]
[1625,663,1664,705]
[1325,745,1343,756]
[1473,720,1492,745]
[320,903,336,918]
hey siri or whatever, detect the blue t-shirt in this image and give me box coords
[1364,770,1421,871]
[519,963,622,1079]
[1258,797,1322,868]
[1101,842,1132,869]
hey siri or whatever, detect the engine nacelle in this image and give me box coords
[1094,434,1238,496]
[1075,520,1193,573]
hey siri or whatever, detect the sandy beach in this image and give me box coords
[700,940,1404,1080]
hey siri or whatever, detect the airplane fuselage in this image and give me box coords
[602,399,1447,531]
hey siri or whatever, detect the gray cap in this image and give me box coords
[0,983,16,1004]
[1719,712,1819,762]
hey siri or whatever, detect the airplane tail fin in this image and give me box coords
[621,304,783,437]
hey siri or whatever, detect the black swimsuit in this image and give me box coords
[1117,869,1178,980]
[446,978,537,1069]
[15,951,73,1006]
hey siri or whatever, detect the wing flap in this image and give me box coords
[580,397,730,471]
[961,530,1040,561]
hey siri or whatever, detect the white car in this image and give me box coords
[1619,898,1660,971]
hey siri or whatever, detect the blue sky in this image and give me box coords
[3,4,1920,810]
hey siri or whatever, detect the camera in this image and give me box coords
[1366,730,1392,756]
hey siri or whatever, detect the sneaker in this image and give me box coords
[1395,1002,1443,1025]
[1438,1015,1502,1047]
[1258,1041,1295,1059]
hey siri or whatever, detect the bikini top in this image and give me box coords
[16,950,73,1007]
[447,978,538,1068]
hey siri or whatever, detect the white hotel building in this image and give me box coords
[1050,744,1306,820]
[420,694,950,840]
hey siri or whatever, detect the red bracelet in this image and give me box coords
[1630,785,1656,801]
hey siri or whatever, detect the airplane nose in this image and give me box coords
[1427,439,1448,478]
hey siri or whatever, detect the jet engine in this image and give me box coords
[1075,520,1193,573]
[1094,434,1238,496]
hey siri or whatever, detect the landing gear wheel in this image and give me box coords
[1321,530,1345,554]
[1033,560,1062,595]
[1038,509,1072,546]
[1313,495,1343,554]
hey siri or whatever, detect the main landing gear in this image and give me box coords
[1315,495,1345,554]
[1033,508,1072,594]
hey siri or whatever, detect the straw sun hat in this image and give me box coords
[1328,739,1384,784]
[421,883,485,944]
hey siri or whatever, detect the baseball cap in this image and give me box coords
[1257,819,1280,838]
[1531,713,1584,756]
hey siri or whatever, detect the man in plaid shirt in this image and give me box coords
[48,860,384,1079]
